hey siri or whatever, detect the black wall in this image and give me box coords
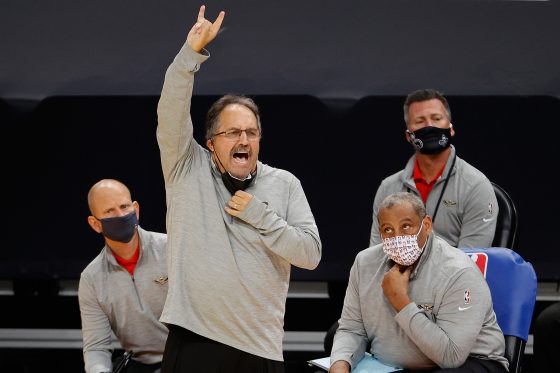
[1,0,560,284]
[1,94,559,284]
[1,0,559,99]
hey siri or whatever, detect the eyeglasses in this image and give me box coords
[212,128,261,141]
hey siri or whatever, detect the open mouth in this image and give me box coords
[232,151,250,164]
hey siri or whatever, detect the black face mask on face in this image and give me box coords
[97,211,138,243]
[408,126,453,155]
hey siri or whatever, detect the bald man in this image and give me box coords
[79,179,168,373]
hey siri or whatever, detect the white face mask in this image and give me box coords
[382,219,426,266]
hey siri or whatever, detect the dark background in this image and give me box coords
[1,0,560,283]
[1,0,560,99]
[1,93,559,283]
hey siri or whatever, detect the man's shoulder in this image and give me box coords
[80,249,107,279]
[455,156,491,185]
[259,163,299,183]
[431,236,479,272]
[139,228,167,242]
[382,168,406,183]
[376,168,408,195]
[138,228,167,256]
[355,244,386,266]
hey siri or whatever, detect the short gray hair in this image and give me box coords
[205,94,262,141]
[403,89,451,125]
[378,192,427,221]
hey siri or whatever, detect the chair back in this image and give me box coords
[463,247,537,373]
[490,182,518,250]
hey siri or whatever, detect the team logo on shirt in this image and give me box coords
[443,200,457,206]
[154,276,168,285]
[464,289,471,304]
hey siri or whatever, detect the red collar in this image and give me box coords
[413,159,446,203]
[113,242,140,276]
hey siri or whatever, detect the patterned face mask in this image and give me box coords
[382,219,426,266]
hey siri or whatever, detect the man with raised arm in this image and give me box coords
[156,5,322,373]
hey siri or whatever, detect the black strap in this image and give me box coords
[407,154,457,223]
[431,154,456,223]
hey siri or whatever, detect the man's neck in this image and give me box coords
[107,233,139,260]
[415,148,451,183]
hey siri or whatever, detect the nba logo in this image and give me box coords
[464,289,471,304]
[467,253,488,278]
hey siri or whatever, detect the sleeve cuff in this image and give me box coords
[394,302,422,331]
[176,42,210,72]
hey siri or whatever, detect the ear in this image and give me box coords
[449,123,455,137]
[405,129,413,143]
[424,215,433,234]
[133,201,140,220]
[87,216,103,234]
[206,139,214,152]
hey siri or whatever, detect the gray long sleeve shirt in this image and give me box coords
[78,228,169,373]
[370,146,499,249]
[156,43,322,361]
[331,235,508,371]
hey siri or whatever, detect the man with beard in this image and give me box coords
[156,5,321,373]
[369,89,498,249]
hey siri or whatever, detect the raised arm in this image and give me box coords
[156,5,225,182]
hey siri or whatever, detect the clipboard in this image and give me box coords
[308,352,403,372]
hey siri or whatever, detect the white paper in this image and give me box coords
[308,353,403,372]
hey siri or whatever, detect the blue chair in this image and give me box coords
[462,247,537,373]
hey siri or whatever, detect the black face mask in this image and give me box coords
[98,211,138,243]
[221,170,256,195]
[408,126,453,155]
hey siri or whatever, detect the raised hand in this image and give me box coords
[187,5,225,52]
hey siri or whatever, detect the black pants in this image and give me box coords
[403,357,507,373]
[534,301,560,372]
[112,356,161,373]
[161,324,285,373]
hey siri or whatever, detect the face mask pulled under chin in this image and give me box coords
[98,211,138,243]
[210,146,256,195]
[382,220,426,266]
[221,170,256,195]
[408,126,452,154]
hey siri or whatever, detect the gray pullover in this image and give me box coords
[331,235,508,371]
[78,228,169,373]
[156,43,322,361]
[370,146,498,249]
